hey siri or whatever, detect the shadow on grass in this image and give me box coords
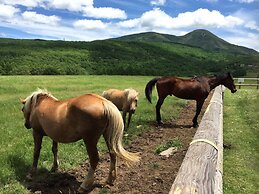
[8,154,100,194]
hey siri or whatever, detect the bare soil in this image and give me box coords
[27,96,211,194]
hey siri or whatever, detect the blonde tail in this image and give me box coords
[103,99,140,165]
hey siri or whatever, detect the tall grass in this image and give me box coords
[0,75,187,193]
[223,89,259,194]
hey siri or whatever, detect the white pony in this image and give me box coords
[102,88,139,129]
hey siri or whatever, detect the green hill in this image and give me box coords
[0,29,258,76]
[114,29,257,55]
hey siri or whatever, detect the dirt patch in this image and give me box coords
[27,95,211,194]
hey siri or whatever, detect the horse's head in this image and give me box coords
[130,96,138,113]
[21,89,56,129]
[222,72,237,93]
[125,89,139,113]
[21,94,36,129]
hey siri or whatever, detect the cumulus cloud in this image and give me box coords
[117,19,139,28]
[118,8,243,30]
[172,8,244,28]
[48,0,92,12]
[82,6,127,19]
[73,19,107,30]
[150,0,166,6]
[22,11,60,25]
[0,0,43,7]
[0,0,127,20]
[0,4,20,18]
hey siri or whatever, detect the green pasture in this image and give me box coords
[223,89,259,194]
[1,76,258,194]
[0,75,187,193]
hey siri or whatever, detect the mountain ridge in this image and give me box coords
[112,29,257,55]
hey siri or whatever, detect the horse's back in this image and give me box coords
[69,94,107,117]
[156,76,209,100]
[102,89,125,110]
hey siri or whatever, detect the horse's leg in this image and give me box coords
[26,130,43,180]
[50,141,59,172]
[192,99,205,128]
[156,97,165,125]
[127,112,133,129]
[122,110,127,128]
[103,133,117,185]
[78,139,99,193]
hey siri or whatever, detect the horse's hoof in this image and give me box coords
[192,124,199,128]
[79,178,94,193]
[157,121,163,125]
[77,186,86,193]
[106,176,116,186]
[106,179,114,186]
[50,167,58,173]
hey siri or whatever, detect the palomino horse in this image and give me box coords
[145,73,237,127]
[102,88,138,129]
[21,89,140,193]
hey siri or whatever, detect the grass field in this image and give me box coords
[223,89,259,194]
[0,75,187,194]
[0,76,258,194]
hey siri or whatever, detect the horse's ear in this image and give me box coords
[227,72,234,79]
[20,98,26,104]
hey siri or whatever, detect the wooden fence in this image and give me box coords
[235,77,259,89]
[169,86,224,194]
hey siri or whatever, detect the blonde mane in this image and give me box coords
[124,88,138,101]
[24,88,58,112]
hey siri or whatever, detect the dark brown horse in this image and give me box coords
[21,89,140,193]
[145,73,237,127]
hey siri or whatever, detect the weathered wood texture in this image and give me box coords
[169,86,224,194]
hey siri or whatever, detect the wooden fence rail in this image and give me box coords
[234,77,259,89]
[169,86,224,194]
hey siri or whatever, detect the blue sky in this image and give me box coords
[0,0,258,51]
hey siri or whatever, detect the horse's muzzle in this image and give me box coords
[24,122,31,129]
[130,109,136,114]
[231,89,237,93]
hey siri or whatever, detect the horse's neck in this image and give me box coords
[208,76,222,91]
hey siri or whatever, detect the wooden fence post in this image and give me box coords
[257,75,259,90]
[169,86,224,194]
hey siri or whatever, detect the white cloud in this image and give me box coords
[82,6,127,19]
[150,0,166,6]
[234,0,256,3]
[0,32,7,37]
[117,19,139,28]
[48,0,92,12]
[22,11,60,25]
[0,0,42,7]
[245,21,259,31]
[118,8,243,30]
[73,19,107,30]
[225,32,259,51]
[204,0,218,2]
[0,0,127,20]
[140,8,173,28]
[172,8,244,28]
[0,4,20,18]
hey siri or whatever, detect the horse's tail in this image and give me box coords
[102,99,140,166]
[145,77,160,103]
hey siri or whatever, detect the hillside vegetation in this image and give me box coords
[0,29,258,76]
